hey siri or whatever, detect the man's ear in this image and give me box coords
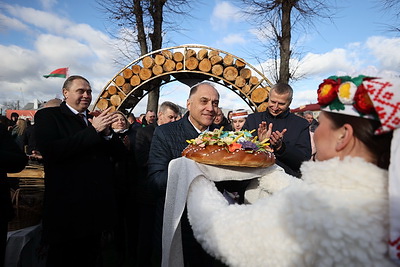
[336,124,354,151]
[186,99,191,112]
[62,88,68,99]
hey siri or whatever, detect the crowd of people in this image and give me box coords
[0,73,399,267]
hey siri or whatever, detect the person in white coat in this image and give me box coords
[187,75,400,267]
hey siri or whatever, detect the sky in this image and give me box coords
[0,0,399,116]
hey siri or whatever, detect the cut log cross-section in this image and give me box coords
[249,76,259,86]
[251,87,269,103]
[122,83,132,94]
[173,52,184,62]
[199,58,212,73]
[130,75,141,86]
[123,69,133,79]
[240,68,252,80]
[185,57,199,70]
[235,59,246,69]
[139,68,152,81]
[185,49,196,58]
[234,76,246,88]
[97,98,109,110]
[110,95,122,107]
[163,59,176,72]
[161,50,173,59]
[210,55,223,65]
[176,62,183,71]
[108,86,118,95]
[211,64,224,76]
[223,66,238,81]
[132,65,141,74]
[152,65,163,76]
[197,49,208,60]
[223,54,234,66]
[154,54,166,65]
[115,76,125,87]
[142,56,155,69]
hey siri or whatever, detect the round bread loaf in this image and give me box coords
[182,144,275,167]
[182,129,275,168]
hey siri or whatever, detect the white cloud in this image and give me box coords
[0,13,29,32]
[219,33,246,46]
[210,1,243,30]
[39,0,58,10]
[366,36,400,70]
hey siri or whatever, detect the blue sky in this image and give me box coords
[1,0,399,115]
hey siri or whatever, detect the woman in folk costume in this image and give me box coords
[186,75,400,266]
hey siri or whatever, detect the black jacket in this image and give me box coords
[243,109,311,177]
[35,102,126,243]
[0,124,27,222]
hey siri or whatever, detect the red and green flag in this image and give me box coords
[43,67,69,78]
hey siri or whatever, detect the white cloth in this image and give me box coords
[389,129,400,262]
[187,157,395,267]
[162,157,272,267]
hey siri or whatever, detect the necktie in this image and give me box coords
[77,113,87,126]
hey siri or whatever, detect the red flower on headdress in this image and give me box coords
[317,79,340,105]
[353,84,375,114]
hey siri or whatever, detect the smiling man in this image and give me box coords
[34,75,125,267]
[243,83,311,177]
[147,81,220,266]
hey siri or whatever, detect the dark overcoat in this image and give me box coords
[34,102,125,243]
[243,108,311,177]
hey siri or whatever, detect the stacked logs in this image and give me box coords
[96,47,271,111]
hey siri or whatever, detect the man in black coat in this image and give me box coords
[0,123,27,267]
[135,101,180,266]
[148,82,220,266]
[243,83,311,177]
[34,75,125,267]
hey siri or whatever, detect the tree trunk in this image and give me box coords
[279,1,292,84]
[147,0,166,113]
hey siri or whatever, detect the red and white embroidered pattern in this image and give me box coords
[363,78,400,135]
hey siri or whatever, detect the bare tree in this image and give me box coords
[379,0,400,32]
[97,0,197,112]
[238,0,336,84]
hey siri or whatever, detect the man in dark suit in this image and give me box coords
[148,82,220,266]
[34,75,125,267]
[135,101,180,266]
[0,122,27,267]
[243,83,311,177]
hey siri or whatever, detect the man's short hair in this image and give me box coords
[271,83,293,101]
[303,111,313,116]
[188,81,219,99]
[159,101,179,114]
[62,75,90,90]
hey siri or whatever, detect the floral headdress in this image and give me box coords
[319,75,400,262]
[317,75,379,120]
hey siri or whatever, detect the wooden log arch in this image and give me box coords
[92,45,274,114]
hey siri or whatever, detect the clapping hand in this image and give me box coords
[89,107,119,135]
[258,121,287,151]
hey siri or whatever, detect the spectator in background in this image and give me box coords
[142,110,156,127]
[127,113,141,130]
[227,110,233,124]
[138,114,145,124]
[231,109,248,131]
[135,101,180,266]
[304,111,319,132]
[303,111,319,157]
[8,112,19,131]
[110,111,138,266]
[243,83,311,177]
[213,107,232,130]
[11,118,27,152]
[0,123,27,267]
